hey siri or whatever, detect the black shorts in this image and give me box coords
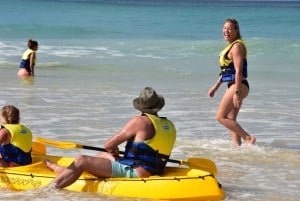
[227,79,249,89]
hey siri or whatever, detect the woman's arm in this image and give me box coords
[29,52,36,76]
[230,43,245,108]
[208,75,222,97]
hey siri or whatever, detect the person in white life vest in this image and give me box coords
[208,18,256,146]
[17,39,38,77]
[45,87,177,189]
[0,105,32,167]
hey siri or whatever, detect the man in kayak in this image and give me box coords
[45,87,176,188]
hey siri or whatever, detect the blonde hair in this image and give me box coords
[1,105,20,124]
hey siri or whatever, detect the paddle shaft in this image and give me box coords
[79,144,215,171]
[81,145,124,154]
[81,144,183,165]
[35,137,217,174]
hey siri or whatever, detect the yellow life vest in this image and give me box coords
[118,114,176,175]
[22,49,35,60]
[144,113,176,156]
[219,39,247,66]
[219,39,248,82]
[2,124,32,153]
[22,49,36,61]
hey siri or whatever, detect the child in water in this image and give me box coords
[17,39,38,77]
[0,105,32,167]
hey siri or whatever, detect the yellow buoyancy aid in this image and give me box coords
[22,49,36,61]
[118,113,176,175]
[2,124,32,153]
[144,113,176,156]
[19,49,37,74]
[219,39,248,82]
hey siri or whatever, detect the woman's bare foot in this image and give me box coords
[245,136,256,145]
[44,159,66,174]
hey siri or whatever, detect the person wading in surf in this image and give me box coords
[208,18,256,146]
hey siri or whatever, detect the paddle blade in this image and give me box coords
[36,137,77,149]
[32,141,46,155]
[187,158,218,175]
[35,137,107,152]
[179,158,217,175]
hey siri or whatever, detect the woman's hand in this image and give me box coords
[208,86,217,97]
[209,76,222,97]
[208,81,221,97]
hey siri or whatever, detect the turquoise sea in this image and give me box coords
[0,0,300,200]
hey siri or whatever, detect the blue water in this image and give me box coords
[1,0,300,40]
[0,0,300,201]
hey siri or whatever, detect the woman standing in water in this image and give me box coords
[208,18,256,146]
[17,39,38,77]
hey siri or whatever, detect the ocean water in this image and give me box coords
[0,0,300,200]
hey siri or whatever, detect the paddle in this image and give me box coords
[32,141,47,155]
[35,137,217,175]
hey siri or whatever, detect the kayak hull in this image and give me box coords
[0,154,225,200]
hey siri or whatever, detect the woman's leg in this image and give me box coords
[216,84,255,145]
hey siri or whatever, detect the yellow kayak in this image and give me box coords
[0,141,225,200]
